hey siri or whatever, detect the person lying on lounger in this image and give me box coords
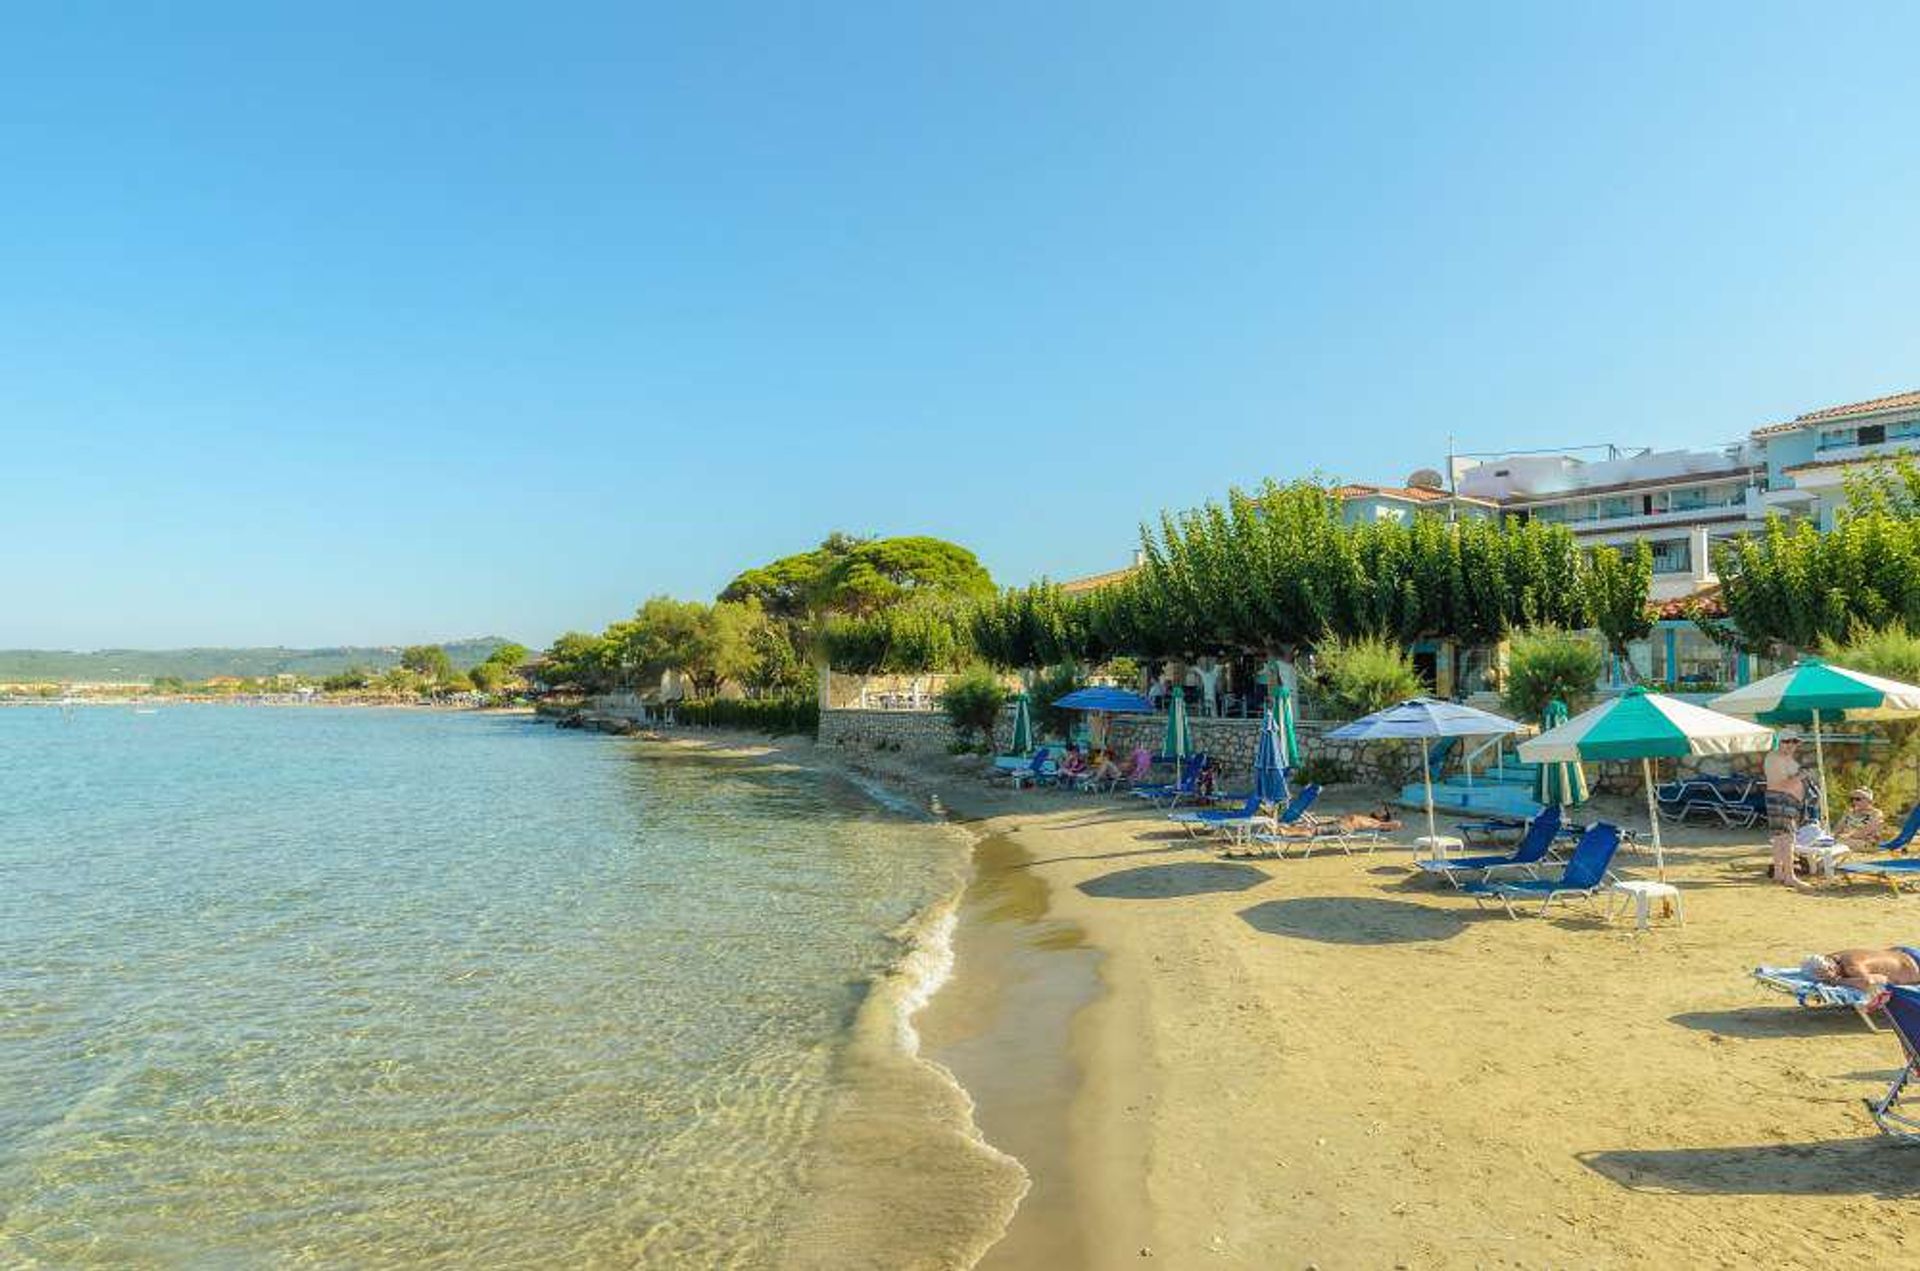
[1801,947,1920,993]
[1266,804,1403,837]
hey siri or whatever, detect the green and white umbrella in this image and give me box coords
[1008,691,1034,756]
[1519,686,1774,879]
[1534,698,1590,812]
[1163,690,1191,764]
[1272,680,1302,769]
[1711,658,1920,827]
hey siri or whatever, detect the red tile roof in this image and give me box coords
[1655,583,1726,621]
[1058,564,1139,594]
[1336,483,1498,508]
[1752,390,1920,437]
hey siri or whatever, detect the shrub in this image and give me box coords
[674,695,821,737]
[1501,628,1603,722]
[1314,635,1423,720]
[1822,622,1920,813]
[940,666,1007,748]
[1294,754,1353,787]
[1030,663,1086,739]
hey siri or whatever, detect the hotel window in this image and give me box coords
[1599,496,1635,519]
[1670,486,1707,511]
[1650,538,1692,574]
[1859,423,1887,446]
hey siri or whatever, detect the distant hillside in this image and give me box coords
[0,639,520,684]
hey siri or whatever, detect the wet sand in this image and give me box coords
[658,731,1920,1268]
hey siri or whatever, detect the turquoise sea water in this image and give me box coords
[0,708,1004,1267]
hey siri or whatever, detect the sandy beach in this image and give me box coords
[652,730,1920,1269]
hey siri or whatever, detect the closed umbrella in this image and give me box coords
[1008,691,1033,757]
[1520,686,1774,880]
[1252,710,1291,805]
[1163,690,1192,765]
[1711,658,1920,827]
[1272,680,1303,770]
[1534,698,1590,814]
[1326,697,1525,855]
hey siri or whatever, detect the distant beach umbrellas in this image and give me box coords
[1712,658,1920,827]
[1326,698,1525,850]
[1534,698,1590,813]
[1520,686,1774,880]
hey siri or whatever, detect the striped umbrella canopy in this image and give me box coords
[1252,709,1291,804]
[1711,658,1920,826]
[1327,697,1525,851]
[1162,690,1191,764]
[1534,698,1590,812]
[1008,691,1033,756]
[1520,686,1774,879]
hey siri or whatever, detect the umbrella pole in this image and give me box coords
[1423,759,1439,859]
[1811,707,1830,828]
[1642,756,1665,882]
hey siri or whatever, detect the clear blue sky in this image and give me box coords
[5,3,1917,649]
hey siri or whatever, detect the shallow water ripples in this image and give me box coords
[0,709,965,1267]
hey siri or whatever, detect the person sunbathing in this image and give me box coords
[1802,947,1920,993]
[1086,753,1122,786]
[1056,746,1088,784]
[1267,803,1403,837]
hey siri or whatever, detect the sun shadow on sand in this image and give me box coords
[1579,1138,1920,1197]
[1076,862,1268,900]
[1237,896,1466,944]
[1668,1006,1872,1039]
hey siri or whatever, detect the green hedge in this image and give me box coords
[675,695,821,737]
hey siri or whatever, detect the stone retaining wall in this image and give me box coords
[817,707,1413,785]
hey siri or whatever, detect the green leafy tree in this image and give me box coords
[1314,635,1423,720]
[541,632,620,693]
[1500,628,1603,721]
[484,642,530,669]
[939,666,1007,747]
[1030,663,1086,739]
[1578,543,1655,677]
[400,644,454,682]
[811,536,995,616]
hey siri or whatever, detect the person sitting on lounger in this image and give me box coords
[1835,788,1889,852]
[1802,946,1920,993]
[1057,745,1087,783]
[1086,751,1121,786]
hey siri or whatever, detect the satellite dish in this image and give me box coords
[1407,468,1446,491]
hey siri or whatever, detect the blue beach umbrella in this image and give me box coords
[1327,697,1526,854]
[1253,710,1291,805]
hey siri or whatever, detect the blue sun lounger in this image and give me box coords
[1415,805,1561,888]
[1866,985,1920,1140]
[1837,856,1920,895]
[1751,966,1884,1031]
[1461,823,1621,919]
[1168,789,1266,838]
[1130,753,1205,806]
